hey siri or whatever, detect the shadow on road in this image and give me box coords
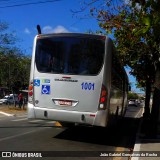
[55,117,140,148]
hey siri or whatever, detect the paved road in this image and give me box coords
[0,105,144,160]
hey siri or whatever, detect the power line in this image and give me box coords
[0,0,61,9]
[0,0,12,2]
[0,0,61,8]
[0,0,34,6]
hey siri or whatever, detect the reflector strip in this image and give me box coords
[62,76,71,79]
[90,114,95,117]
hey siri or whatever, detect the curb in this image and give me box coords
[131,107,144,160]
[131,118,143,160]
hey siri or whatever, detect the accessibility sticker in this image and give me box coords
[41,85,50,95]
[34,79,40,87]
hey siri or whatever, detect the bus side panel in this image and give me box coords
[29,36,37,82]
[105,39,126,125]
[101,38,112,126]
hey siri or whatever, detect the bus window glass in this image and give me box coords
[111,54,123,100]
[35,36,105,75]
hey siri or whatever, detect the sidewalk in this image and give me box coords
[132,118,160,160]
[0,104,27,116]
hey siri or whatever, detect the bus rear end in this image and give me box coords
[28,33,109,127]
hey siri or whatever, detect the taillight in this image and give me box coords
[99,85,107,110]
[28,80,33,103]
[29,91,33,97]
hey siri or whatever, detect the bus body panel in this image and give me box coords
[28,33,128,127]
[33,72,103,113]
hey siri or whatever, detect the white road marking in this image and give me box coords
[131,108,144,160]
[29,120,56,124]
[0,111,14,117]
[0,128,45,142]
[15,115,27,118]
[131,143,141,160]
[11,118,55,124]
[29,120,44,123]
[11,118,28,122]
[135,108,144,118]
[46,121,56,124]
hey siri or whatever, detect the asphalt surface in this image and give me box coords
[0,104,144,160]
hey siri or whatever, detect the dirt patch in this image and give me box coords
[0,104,27,114]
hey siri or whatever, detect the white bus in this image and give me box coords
[28,33,129,127]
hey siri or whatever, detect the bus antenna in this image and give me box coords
[37,25,41,34]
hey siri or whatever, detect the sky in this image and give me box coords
[0,0,143,93]
[0,0,99,53]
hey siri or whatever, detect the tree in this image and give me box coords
[128,92,139,100]
[0,21,16,50]
[80,0,160,136]
[0,21,31,93]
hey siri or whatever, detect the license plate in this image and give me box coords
[58,100,72,106]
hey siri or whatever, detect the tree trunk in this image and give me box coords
[150,69,160,136]
[143,78,151,118]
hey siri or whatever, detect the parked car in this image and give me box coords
[6,94,18,104]
[0,95,9,104]
[0,94,18,105]
[128,99,138,107]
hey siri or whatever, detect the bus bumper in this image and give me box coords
[27,103,36,119]
[27,104,108,127]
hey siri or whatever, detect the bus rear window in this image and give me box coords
[35,36,105,75]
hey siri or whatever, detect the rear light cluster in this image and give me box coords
[28,80,33,103]
[98,85,107,110]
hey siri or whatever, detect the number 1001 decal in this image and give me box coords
[81,82,95,90]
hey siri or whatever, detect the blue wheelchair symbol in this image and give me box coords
[41,85,50,95]
[34,79,40,86]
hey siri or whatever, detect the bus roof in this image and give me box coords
[36,32,107,40]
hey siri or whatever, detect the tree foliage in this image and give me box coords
[88,0,159,86]
[128,92,139,100]
[0,21,31,92]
